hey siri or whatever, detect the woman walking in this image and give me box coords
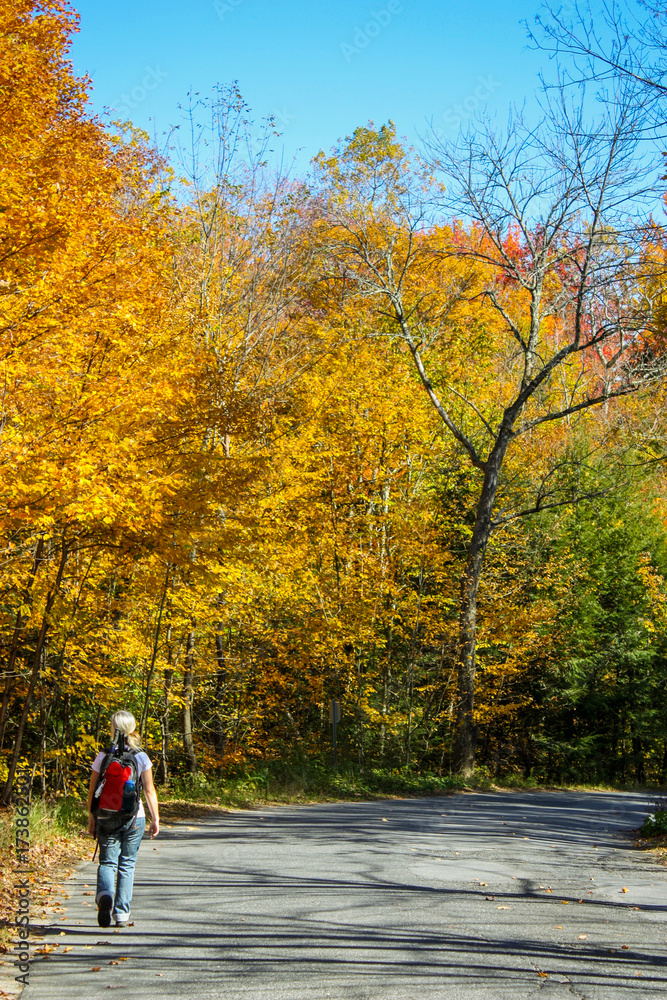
[87,710,159,927]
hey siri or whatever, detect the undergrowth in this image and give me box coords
[640,796,667,837]
[160,760,665,807]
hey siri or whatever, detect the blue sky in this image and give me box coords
[70,0,550,170]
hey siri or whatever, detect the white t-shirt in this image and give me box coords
[92,750,152,819]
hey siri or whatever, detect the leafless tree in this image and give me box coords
[172,84,322,458]
[314,90,666,774]
[529,0,667,114]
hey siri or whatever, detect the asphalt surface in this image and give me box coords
[21,791,667,999]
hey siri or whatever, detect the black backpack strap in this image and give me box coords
[122,747,143,831]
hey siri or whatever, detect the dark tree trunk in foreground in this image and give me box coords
[0,538,45,754]
[3,538,68,802]
[454,432,512,773]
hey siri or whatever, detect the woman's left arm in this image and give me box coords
[142,767,160,839]
[87,770,97,837]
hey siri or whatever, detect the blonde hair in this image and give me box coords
[110,711,141,751]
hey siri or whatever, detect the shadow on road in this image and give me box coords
[32,791,665,996]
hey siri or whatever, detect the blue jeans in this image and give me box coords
[96,816,146,921]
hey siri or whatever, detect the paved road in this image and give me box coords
[22,791,667,999]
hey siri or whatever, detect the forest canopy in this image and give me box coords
[3,0,667,800]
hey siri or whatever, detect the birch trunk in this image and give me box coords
[213,633,227,753]
[157,668,173,785]
[182,629,197,774]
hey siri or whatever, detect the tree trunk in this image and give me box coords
[213,633,227,753]
[182,629,197,774]
[139,563,171,740]
[380,624,392,757]
[2,538,69,803]
[406,562,424,768]
[0,538,45,753]
[63,689,71,752]
[405,660,415,767]
[632,736,645,784]
[0,674,12,753]
[453,436,510,776]
[356,650,364,771]
[39,676,47,797]
[157,668,173,785]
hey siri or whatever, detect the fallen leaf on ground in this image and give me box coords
[91,966,101,972]
[621,887,628,893]
[578,934,588,940]
[497,905,510,910]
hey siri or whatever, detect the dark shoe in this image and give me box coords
[97,895,112,928]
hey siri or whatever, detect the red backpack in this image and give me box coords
[91,743,142,836]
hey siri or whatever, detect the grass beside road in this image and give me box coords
[166,764,467,808]
[162,760,665,809]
